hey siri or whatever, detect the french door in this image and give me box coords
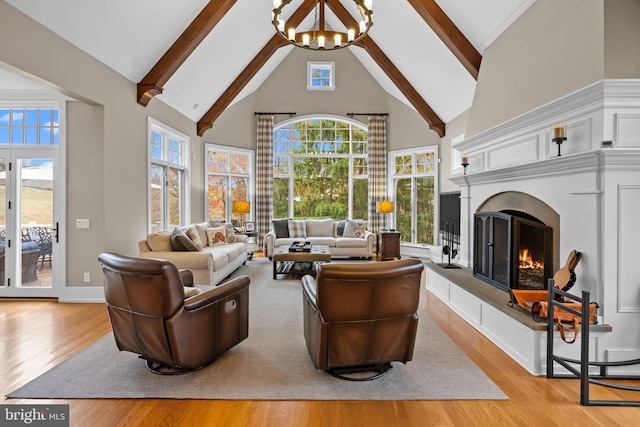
[0,147,60,297]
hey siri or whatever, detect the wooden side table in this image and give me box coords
[235,230,259,260]
[377,231,401,261]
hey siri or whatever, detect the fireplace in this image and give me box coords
[473,210,552,292]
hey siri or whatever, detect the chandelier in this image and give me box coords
[272,0,373,50]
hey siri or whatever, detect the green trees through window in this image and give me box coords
[273,118,368,220]
[391,149,437,245]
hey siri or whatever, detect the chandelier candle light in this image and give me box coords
[273,0,373,50]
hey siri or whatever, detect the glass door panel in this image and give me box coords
[0,157,6,288]
[19,158,54,289]
[0,151,58,297]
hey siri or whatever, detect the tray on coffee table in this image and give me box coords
[289,241,312,252]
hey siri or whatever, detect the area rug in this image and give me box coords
[7,258,507,400]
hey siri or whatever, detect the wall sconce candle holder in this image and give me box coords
[552,124,567,157]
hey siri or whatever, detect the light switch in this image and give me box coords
[76,218,90,228]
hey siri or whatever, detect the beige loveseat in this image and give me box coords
[263,218,375,259]
[138,222,248,286]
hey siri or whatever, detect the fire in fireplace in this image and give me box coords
[473,210,552,292]
[519,248,545,289]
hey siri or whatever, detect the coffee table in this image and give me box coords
[272,244,331,279]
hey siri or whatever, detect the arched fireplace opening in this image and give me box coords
[473,210,553,292]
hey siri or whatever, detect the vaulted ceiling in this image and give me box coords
[5,0,535,137]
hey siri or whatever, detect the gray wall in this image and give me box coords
[604,0,640,78]
[203,47,439,152]
[466,0,606,137]
[0,1,200,287]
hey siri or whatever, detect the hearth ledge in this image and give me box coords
[424,262,611,375]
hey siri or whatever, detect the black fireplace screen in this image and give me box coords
[473,211,552,292]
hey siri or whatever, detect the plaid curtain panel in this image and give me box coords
[256,114,274,249]
[367,115,387,233]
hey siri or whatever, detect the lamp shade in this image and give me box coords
[232,201,250,214]
[377,200,394,214]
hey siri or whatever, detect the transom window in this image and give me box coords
[273,117,367,220]
[0,108,59,145]
[148,118,189,233]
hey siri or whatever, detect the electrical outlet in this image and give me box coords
[76,219,90,228]
[83,272,90,282]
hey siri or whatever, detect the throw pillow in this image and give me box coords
[272,218,290,238]
[193,223,210,246]
[185,225,204,250]
[288,220,307,239]
[221,222,236,243]
[343,220,367,238]
[208,220,236,243]
[146,231,173,251]
[171,228,200,252]
[206,226,228,246]
[306,218,335,237]
[208,219,225,227]
[183,286,201,299]
[336,220,346,237]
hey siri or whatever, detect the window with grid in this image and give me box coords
[148,118,189,233]
[307,62,335,91]
[273,117,368,220]
[205,144,253,225]
[390,147,438,245]
[0,108,60,145]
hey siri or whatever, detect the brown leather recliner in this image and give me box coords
[98,252,250,374]
[301,258,424,380]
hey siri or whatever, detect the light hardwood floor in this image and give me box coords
[2,291,640,426]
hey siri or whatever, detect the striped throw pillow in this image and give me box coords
[288,220,307,238]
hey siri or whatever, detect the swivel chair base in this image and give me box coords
[143,357,205,375]
[326,363,392,381]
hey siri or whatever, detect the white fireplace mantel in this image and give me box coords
[433,79,640,374]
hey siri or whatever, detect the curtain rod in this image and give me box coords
[346,113,389,117]
[254,112,296,116]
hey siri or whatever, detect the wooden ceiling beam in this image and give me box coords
[407,0,481,80]
[197,0,317,136]
[357,38,445,137]
[137,0,237,106]
[197,36,287,136]
[327,0,445,137]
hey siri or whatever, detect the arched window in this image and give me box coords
[273,116,368,220]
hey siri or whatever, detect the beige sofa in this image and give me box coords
[138,222,248,286]
[264,218,375,259]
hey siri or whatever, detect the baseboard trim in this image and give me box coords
[59,285,105,303]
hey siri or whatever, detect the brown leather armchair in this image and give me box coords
[301,258,424,380]
[98,252,250,374]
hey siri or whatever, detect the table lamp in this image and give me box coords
[232,201,250,229]
[377,200,394,231]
